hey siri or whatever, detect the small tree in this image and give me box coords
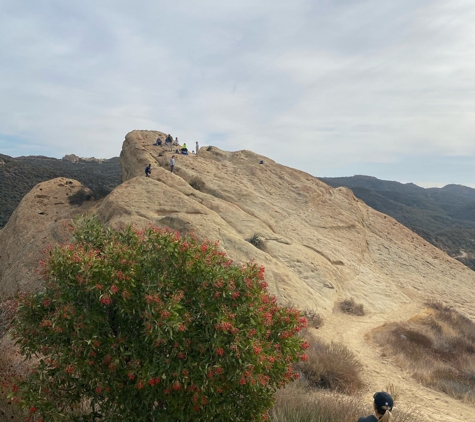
[11,218,308,421]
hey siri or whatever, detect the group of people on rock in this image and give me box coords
[146,134,201,177]
[153,134,199,156]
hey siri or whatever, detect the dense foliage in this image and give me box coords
[11,218,307,421]
[0,154,120,228]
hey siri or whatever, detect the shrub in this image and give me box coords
[301,309,324,329]
[0,355,25,421]
[68,188,92,205]
[296,335,364,394]
[0,299,17,338]
[339,298,365,316]
[248,233,267,252]
[11,217,308,421]
[189,177,205,191]
[370,303,475,402]
[0,299,27,422]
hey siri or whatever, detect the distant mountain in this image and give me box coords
[0,153,121,228]
[319,175,475,270]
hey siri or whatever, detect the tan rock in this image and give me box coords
[117,131,475,320]
[0,178,93,298]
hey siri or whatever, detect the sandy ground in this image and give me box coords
[316,303,475,422]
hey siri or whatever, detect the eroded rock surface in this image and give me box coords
[0,178,93,297]
[116,130,475,319]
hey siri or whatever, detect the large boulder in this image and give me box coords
[113,131,475,319]
[0,178,93,298]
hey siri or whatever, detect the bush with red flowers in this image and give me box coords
[11,217,307,421]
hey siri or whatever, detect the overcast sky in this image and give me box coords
[1,0,475,187]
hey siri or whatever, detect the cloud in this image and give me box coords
[1,0,475,185]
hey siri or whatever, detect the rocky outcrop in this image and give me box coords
[2,130,475,421]
[0,178,93,297]
[62,154,107,163]
[113,131,475,319]
[3,131,475,320]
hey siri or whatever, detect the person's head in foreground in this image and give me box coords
[357,391,394,422]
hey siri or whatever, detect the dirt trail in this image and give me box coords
[316,304,475,422]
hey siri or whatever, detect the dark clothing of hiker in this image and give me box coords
[145,165,151,177]
[357,416,377,422]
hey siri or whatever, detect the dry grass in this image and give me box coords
[301,309,324,329]
[384,382,402,402]
[270,380,425,422]
[339,298,365,316]
[0,300,28,420]
[189,176,205,191]
[0,339,28,421]
[296,333,364,394]
[247,233,268,252]
[0,300,17,338]
[370,301,475,402]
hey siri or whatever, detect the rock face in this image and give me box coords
[62,154,107,163]
[0,178,93,297]
[2,130,475,421]
[3,130,475,319]
[115,130,475,319]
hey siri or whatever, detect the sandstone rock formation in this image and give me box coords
[0,178,93,297]
[62,154,107,163]
[116,130,475,320]
[2,130,475,421]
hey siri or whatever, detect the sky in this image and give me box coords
[1,0,475,188]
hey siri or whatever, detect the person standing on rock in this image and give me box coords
[170,155,175,173]
[196,141,199,156]
[357,392,394,422]
[145,164,152,178]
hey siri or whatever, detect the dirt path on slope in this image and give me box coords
[315,303,475,422]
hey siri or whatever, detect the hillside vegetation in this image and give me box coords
[0,154,121,228]
[320,175,475,270]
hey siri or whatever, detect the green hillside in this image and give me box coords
[0,154,121,228]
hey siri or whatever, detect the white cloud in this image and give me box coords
[1,0,475,186]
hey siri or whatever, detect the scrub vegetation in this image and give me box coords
[8,218,307,421]
[339,298,365,316]
[370,301,475,402]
